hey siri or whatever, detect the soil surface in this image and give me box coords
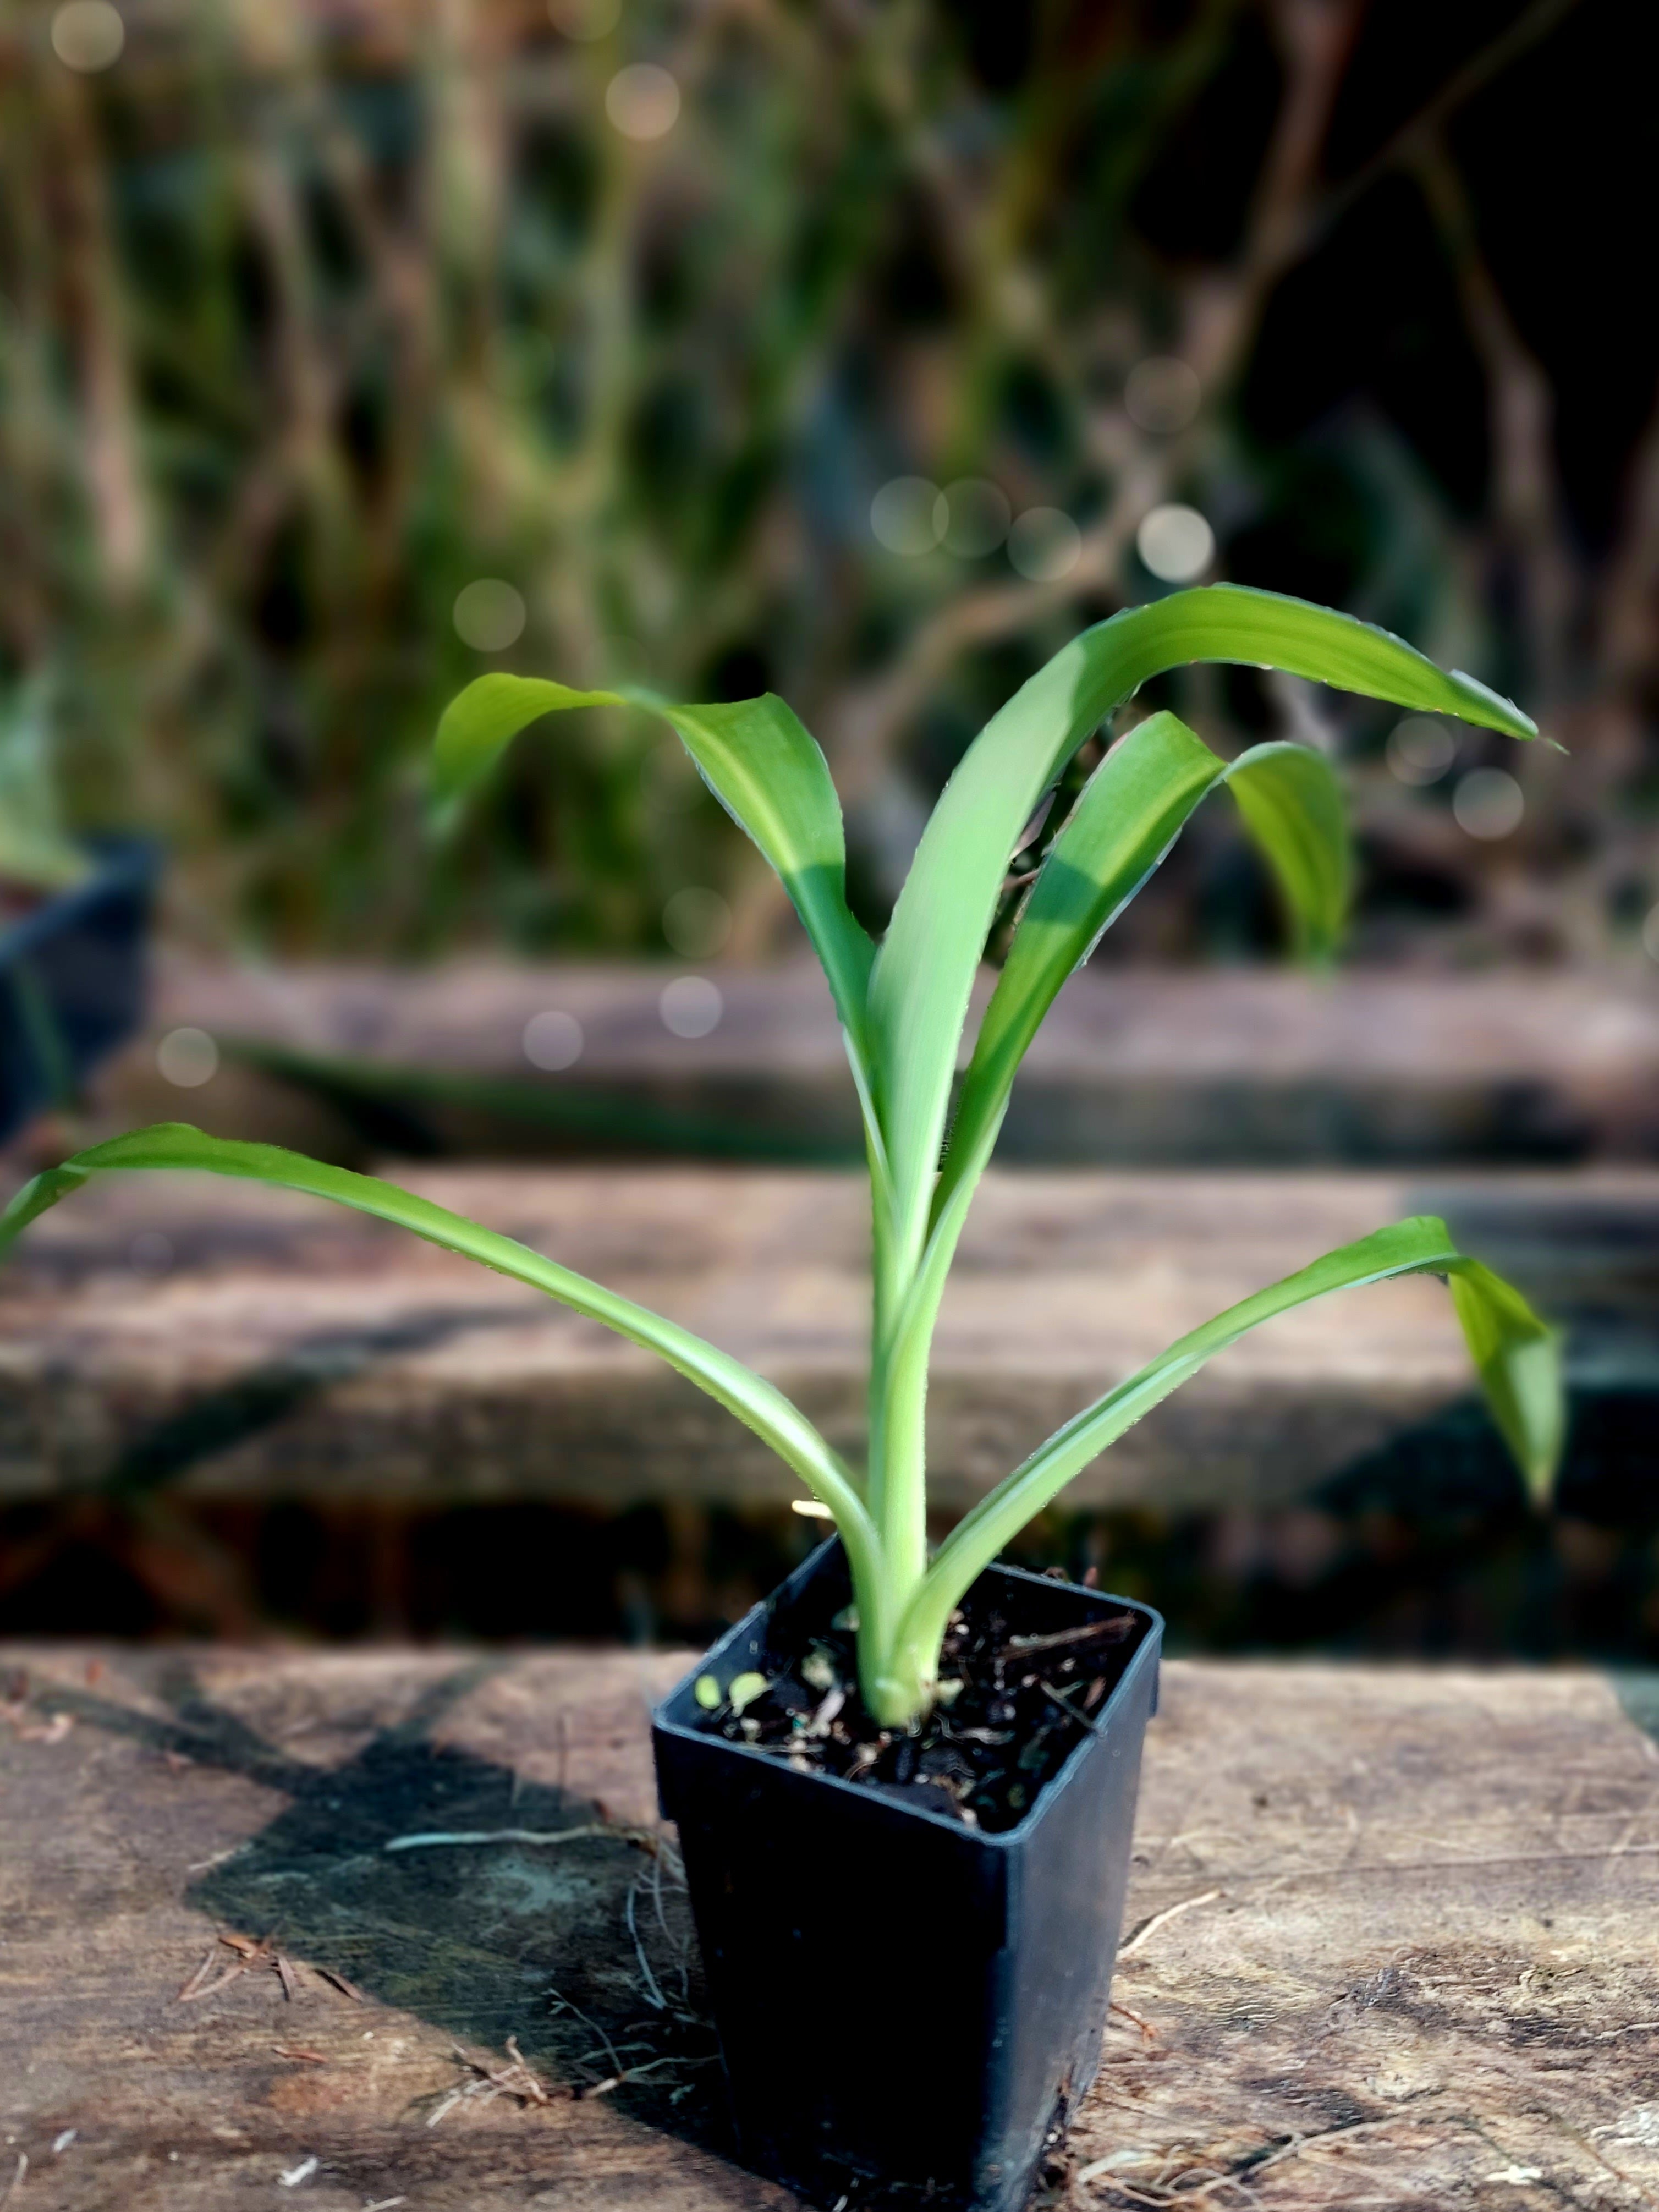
[693,1567,1149,1832]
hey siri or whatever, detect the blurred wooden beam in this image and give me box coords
[104,958,1659,1166]
[1,1166,1652,1511]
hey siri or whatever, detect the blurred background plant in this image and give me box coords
[2,0,1652,970]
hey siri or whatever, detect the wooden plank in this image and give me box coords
[1,1167,1653,1512]
[106,957,1659,1164]
[2,1645,1656,2208]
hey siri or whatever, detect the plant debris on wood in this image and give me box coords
[425,2037,552,2127]
[693,1570,1147,1833]
[174,1931,358,2007]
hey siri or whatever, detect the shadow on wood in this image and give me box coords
[35,1660,731,2170]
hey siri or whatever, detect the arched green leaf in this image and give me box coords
[0,1123,878,1577]
[869,585,1539,1277]
[433,675,875,1056]
[896,1214,1563,1675]
[933,713,1347,1235]
[1223,738,1350,961]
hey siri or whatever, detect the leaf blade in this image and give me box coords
[935,716,1348,1230]
[904,1214,1562,1650]
[0,1124,876,1552]
[433,676,874,1048]
[871,585,1538,1273]
[1223,739,1350,963]
[1448,1259,1566,1507]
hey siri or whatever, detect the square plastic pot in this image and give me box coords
[0,839,157,1145]
[653,1539,1162,2211]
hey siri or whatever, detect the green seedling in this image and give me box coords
[0,586,1563,1727]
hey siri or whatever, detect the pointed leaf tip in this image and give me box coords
[1446,1259,1564,1508]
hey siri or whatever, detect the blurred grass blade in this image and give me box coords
[935,714,1347,1228]
[434,676,875,1049]
[871,584,1539,1272]
[0,1122,876,1551]
[904,1215,1563,1651]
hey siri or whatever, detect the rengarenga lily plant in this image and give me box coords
[0,586,1563,1726]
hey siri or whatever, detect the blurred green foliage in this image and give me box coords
[0,0,1651,964]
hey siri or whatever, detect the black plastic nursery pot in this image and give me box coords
[0,840,157,1146]
[653,1540,1163,2212]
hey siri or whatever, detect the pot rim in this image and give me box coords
[653,1538,1163,1848]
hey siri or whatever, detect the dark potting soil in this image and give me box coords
[693,1569,1144,1834]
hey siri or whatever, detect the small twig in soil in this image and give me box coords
[0,2154,25,2207]
[581,2052,719,2099]
[626,1872,667,2012]
[185,1842,248,1873]
[1241,2117,1414,2179]
[177,1944,222,2002]
[1116,1890,1222,1961]
[272,2045,329,2063]
[548,1989,626,2079]
[427,2037,553,2125]
[383,1824,657,1855]
[176,1930,317,2007]
[1004,1615,1135,1657]
[1041,1681,1104,1735]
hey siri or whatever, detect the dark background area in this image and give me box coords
[4,0,1654,967]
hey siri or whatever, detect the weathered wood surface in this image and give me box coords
[110,957,1659,1164]
[2,1167,1653,1510]
[3,1646,1658,2209]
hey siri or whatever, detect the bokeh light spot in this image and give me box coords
[1124,356,1201,434]
[1453,767,1524,840]
[523,1010,584,1071]
[453,579,526,652]
[1387,717,1457,786]
[660,975,723,1038]
[663,886,731,959]
[51,1,124,70]
[606,63,680,141]
[1008,507,1082,582]
[870,477,946,557]
[157,1027,218,1088]
[1136,504,1213,582]
[941,479,1010,558]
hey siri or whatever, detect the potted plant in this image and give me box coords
[0,585,1561,2209]
[0,676,157,1146]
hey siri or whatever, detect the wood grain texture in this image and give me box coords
[2,1646,1656,2209]
[2,1167,1652,1511]
[108,957,1659,1164]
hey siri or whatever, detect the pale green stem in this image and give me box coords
[856,1104,1013,1726]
